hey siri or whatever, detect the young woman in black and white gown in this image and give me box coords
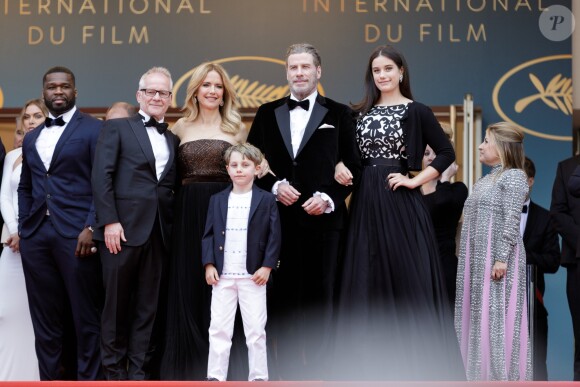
[333,46,464,380]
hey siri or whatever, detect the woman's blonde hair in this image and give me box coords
[181,62,242,135]
[487,121,525,170]
[20,98,48,125]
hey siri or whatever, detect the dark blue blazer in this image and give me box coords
[18,109,102,239]
[201,184,281,275]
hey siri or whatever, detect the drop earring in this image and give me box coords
[220,100,224,107]
[193,96,197,104]
[399,74,403,83]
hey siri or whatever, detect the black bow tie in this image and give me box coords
[45,116,66,127]
[288,98,310,111]
[522,204,528,214]
[144,117,168,134]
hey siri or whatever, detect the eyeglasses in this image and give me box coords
[140,88,172,99]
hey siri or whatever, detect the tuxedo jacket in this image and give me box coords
[247,94,361,230]
[91,114,178,247]
[201,184,281,275]
[18,109,102,239]
[524,200,560,295]
[550,155,580,264]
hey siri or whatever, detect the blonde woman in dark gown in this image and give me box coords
[160,63,248,380]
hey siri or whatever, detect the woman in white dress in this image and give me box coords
[0,99,47,380]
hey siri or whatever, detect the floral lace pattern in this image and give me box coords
[356,104,408,160]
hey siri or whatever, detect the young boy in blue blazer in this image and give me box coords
[202,143,281,381]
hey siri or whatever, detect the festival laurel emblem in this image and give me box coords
[515,73,572,116]
[172,56,325,109]
[230,75,289,108]
[493,54,572,141]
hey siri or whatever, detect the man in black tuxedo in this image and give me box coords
[550,154,580,380]
[92,67,178,380]
[247,43,361,379]
[521,157,559,380]
[18,66,103,380]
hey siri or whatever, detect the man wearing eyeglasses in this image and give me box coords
[92,67,178,380]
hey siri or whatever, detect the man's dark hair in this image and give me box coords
[523,156,536,179]
[43,66,75,85]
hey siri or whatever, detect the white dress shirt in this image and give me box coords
[289,91,318,157]
[139,110,170,181]
[35,106,77,171]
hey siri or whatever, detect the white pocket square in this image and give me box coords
[318,124,335,129]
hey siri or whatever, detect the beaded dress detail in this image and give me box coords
[455,165,531,380]
[178,139,231,183]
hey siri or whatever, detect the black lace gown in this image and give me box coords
[334,104,464,380]
[160,139,247,380]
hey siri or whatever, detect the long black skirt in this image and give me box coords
[334,164,465,380]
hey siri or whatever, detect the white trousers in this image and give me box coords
[207,277,268,381]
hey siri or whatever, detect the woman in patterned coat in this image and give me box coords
[455,121,532,380]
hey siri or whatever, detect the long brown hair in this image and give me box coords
[352,45,414,116]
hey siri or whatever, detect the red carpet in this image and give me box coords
[0,382,574,386]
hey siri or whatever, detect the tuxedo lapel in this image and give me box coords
[159,132,176,182]
[24,123,47,172]
[129,115,156,176]
[296,95,328,157]
[49,110,81,170]
[274,101,294,159]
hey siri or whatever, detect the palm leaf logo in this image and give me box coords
[231,75,289,108]
[515,73,572,115]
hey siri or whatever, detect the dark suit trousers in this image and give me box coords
[99,219,164,380]
[533,299,549,381]
[20,216,103,380]
[567,264,580,381]
[271,211,341,380]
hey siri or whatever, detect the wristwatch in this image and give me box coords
[86,225,94,232]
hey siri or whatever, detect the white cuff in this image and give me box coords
[314,191,334,213]
[272,179,288,198]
